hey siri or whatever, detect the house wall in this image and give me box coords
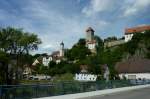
[119,73,150,80]
[32,59,40,66]
[29,75,51,80]
[87,43,96,50]
[125,34,133,42]
[42,57,52,66]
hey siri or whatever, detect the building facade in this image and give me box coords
[59,41,64,57]
[125,25,150,42]
[42,56,52,66]
[32,42,65,66]
[85,27,97,53]
[115,58,150,80]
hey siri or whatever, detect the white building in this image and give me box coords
[75,73,97,81]
[42,56,52,66]
[29,74,51,80]
[125,33,134,42]
[32,59,40,66]
[115,58,150,80]
[119,73,150,80]
[32,42,65,66]
[125,25,150,42]
[60,41,64,57]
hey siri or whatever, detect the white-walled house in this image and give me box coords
[32,59,40,66]
[32,42,65,66]
[29,74,51,80]
[125,33,134,42]
[42,56,52,66]
[125,25,150,42]
[75,73,97,81]
[119,73,150,80]
[115,58,150,80]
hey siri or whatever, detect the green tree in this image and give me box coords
[0,27,41,84]
[67,38,91,60]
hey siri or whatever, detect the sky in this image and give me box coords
[0,0,150,54]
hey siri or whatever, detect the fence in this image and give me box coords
[0,80,149,99]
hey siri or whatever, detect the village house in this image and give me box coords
[125,25,150,42]
[32,42,65,66]
[115,58,150,80]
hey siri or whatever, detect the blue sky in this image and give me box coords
[0,0,150,54]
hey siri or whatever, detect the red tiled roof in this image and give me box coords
[125,25,150,34]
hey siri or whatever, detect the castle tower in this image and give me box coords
[60,41,64,57]
[86,27,95,42]
[85,27,97,53]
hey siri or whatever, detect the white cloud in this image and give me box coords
[20,0,87,54]
[1,0,149,55]
[82,0,150,17]
[97,20,110,27]
[123,0,150,16]
[82,0,119,16]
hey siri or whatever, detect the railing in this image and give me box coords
[0,80,149,99]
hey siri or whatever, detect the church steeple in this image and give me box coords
[60,41,64,57]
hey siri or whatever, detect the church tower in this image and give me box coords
[60,41,64,57]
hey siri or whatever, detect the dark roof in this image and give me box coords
[115,58,150,73]
[86,27,95,32]
[60,41,64,46]
[51,51,60,56]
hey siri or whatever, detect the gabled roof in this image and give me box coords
[51,51,60,56]
[115,58,150,73]
[125,25,150,34]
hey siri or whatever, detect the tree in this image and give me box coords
[0,27,41,84]
[0,27,41,55]
[94,35,104,52]
[66,38,91,60]
[0,51,9,84]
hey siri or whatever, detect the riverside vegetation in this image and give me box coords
[0,27,150,84]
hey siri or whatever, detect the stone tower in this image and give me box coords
[85,27,97,53]
[60,41,64,57]
[86,27,95,42]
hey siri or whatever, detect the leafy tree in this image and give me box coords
[66,38,91,60]
[94,35,104,51]
[0,51,9,84]
[0,27,41,84]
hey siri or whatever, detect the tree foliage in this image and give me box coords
[0,27,41,84]
[66,38,91,60]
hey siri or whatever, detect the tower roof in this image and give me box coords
[86,27,95,32]
[60,41,64,45]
